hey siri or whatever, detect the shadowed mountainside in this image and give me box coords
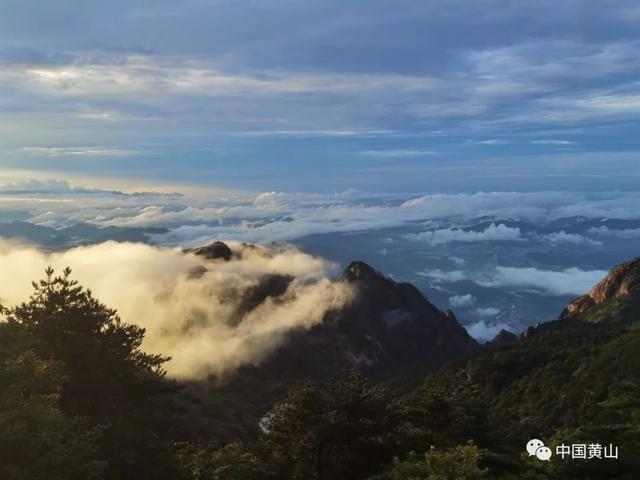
[183,243,478,439]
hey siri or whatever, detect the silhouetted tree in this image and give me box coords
[1,268,180,480]
[259,370,397,480]
[0,322,104,480]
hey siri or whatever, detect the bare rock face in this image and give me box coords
[561,257,640,324]
[586,258,640,303]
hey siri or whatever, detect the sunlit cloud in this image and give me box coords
[531,139,575,145]
[359,149,438,158]
[21,147,135,157]
[16,57,436,99]
[0,240,353,378]
[232,129,397,138]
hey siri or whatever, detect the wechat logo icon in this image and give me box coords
[526,439,552,461]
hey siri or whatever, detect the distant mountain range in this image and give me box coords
[5,215,640,250]
[461,215,640,235]
[0,221,168,248]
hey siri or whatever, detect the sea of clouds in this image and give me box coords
[1,179,639,346]
[2,180,640,246]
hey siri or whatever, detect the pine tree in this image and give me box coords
[259,370,397,480]
[3,267,170,418]
[1,268,180,480]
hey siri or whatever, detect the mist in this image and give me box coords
[0,240,354,379]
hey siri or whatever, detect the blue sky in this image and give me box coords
[1,0,640,192]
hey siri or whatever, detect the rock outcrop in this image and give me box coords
[560,257,640,325]
[192,241,233,261]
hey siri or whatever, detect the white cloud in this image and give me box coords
[477,266,608,296]
[585,94,640,111]
[418,269,468,283]
[15,56,436,100]
[1,185,640,246]
[2,18,640,153]
[531,139,575,145]
[588,226,640,239]
[475,306,501,317]
[449,293,476,308]
[465,320,513,342]
[234,129,396,138]
[450,256,466,266]
[543,231,602,246]
[0,240,353,379]
[0,179,76,193]
[420,263,609,296]
[21,146,135,157]
[0,178,153,196]
[406,223,522,245]
[359,149,437,158]
[465,39,640,125]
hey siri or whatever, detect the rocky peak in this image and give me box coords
[586,258,640,304]
[342,261,388,284]
[235,260,478,384]
[561,257,640,324]
[189,247,478,377]
[187,257,480,438]
[192,241,233,261]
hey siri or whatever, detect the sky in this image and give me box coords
[1,0,640,192]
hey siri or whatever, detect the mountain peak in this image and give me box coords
[488,329,518,347]
[586,257,640,303]
[342,261,387,283]
[192,241,233,261]
[561,257,640,324]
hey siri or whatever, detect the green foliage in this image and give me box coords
[543,376,640,480]
[373,443,486,480]
[0,323,104,480]
[2,267,170,419]
[176,371,401,480]
[0,268,181,480]
[176,442,274,480]
[372,453,431,480]
[424,443,486,480]
[395,322,640,479]
[1,267,639,480]
[259,369,398,480]
[398,373,489,450]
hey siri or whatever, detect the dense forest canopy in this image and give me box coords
[1,265,638,479]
